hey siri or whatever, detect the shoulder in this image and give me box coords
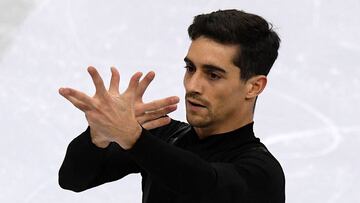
[232,145,285,199]
[234,144,284,178]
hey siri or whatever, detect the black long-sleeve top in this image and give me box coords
[59,119,285,202]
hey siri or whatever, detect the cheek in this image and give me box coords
[211,85,243,113]
[210,87,231,111]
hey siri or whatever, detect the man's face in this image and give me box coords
[183,36,249,132]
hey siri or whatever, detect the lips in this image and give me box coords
[187,99,206,107]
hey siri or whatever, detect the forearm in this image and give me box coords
[58,126,139,192]
[58,126,108,191]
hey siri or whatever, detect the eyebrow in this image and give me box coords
[184,57,227,74]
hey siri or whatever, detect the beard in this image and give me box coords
[185,106,214,128]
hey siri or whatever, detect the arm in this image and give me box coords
[128,128,285,201]
[58,67,180,192]
[58,126,140,192]
[58,116,179,192]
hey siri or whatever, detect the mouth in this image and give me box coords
[187,99,206,108]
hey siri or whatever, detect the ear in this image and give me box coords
[245,75,267,100]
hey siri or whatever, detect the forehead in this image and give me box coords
[186,36,239,72]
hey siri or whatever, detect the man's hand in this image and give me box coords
[59,66,179,149]
[134,71,179,130]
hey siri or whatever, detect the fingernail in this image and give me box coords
[59,88,64,94]
[87,66,93,73]
[60,88,69,95]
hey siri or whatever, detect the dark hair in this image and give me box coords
[188,9,280,81]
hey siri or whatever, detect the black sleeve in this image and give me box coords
[58,126,141,192]
[128,127,285,201]
[58,118,186,192]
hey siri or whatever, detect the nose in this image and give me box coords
[184,71,203,94]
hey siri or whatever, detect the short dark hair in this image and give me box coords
[188,9,280,81]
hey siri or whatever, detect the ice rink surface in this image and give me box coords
[0,0,359,202]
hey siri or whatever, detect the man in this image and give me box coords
[58,9,285,202]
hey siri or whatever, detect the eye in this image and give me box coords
[208,72,221,80]
[184,65,195,73]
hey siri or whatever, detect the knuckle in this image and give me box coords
[166,106,175,112]
[153,112,164,120]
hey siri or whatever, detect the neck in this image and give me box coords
[194,112,254,139]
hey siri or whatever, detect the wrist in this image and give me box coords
[92,138,111,148]
[118,123,143,150]
[90,128,110,148]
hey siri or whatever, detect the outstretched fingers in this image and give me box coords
[125,72,143,97]
[87,66,107,96]
[141,116,172,130]
[137,104,177,124]
[136,71,155,100]
[142,96,180,112]
[59,87,93,111]
[109,67,120,95]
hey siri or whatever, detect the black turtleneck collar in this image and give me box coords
[178,122,260,158]
[191,122,256,143]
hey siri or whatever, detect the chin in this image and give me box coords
[186,113,211,128]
